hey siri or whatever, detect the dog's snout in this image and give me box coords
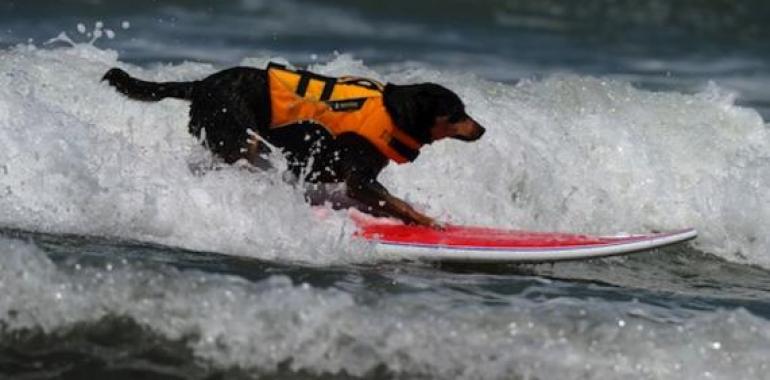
[474,124,486,140]
[467,119,485,141]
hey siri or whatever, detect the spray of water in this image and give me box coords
[0,36,769,266]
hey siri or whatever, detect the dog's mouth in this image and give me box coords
[430,116,486,142]
[452,120,486,142]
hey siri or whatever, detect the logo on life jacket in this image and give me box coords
[266,63,422,163]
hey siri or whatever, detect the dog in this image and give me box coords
[102,63,485,227]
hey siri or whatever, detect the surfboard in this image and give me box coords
[353,217,697,262]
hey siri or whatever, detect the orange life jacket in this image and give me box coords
[267,63,422,164]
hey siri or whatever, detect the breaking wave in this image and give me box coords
[0,42,769,265]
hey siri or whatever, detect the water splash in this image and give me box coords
[0,44,769,266]
[45,21,118,48]
[2,238,769,379]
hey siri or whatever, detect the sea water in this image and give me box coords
[2,0,770,379]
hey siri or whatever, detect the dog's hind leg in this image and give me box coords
[244,132,274,169]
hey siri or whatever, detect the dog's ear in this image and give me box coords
[425,84,465,119]
[384,84,434,143]
[411,87,441,130]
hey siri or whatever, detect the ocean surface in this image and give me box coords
[2,0,770,379]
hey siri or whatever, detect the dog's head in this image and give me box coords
[384,83,485,145]
[425,84,486,143]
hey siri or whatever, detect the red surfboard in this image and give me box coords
[352,214,697,262]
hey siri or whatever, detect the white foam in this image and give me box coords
[2,238,769,379]
[370,65,770,265]
[0,44,367,265]
[1,45,769,265]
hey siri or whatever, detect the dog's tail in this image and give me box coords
[102,68,196,102]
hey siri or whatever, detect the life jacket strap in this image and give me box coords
[388,138,420,162]
[389,128,422,162]
[320,79,335,101]
[295,74,309,97]
[293,70,337,101]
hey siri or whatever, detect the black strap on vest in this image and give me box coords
[268,62,364,102]
[293,70,337,101]
[388,138,420,162]
[319,79,335,101]
[295,75,310,97]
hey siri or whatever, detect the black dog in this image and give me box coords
[103,64,484,227]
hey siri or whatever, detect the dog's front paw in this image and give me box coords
[427,219,446,230]
[410,214,445,230]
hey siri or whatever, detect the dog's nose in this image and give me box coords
[470,121,485,140]
[475,125,486,139]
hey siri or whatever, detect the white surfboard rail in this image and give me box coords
[371,228,698,263]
